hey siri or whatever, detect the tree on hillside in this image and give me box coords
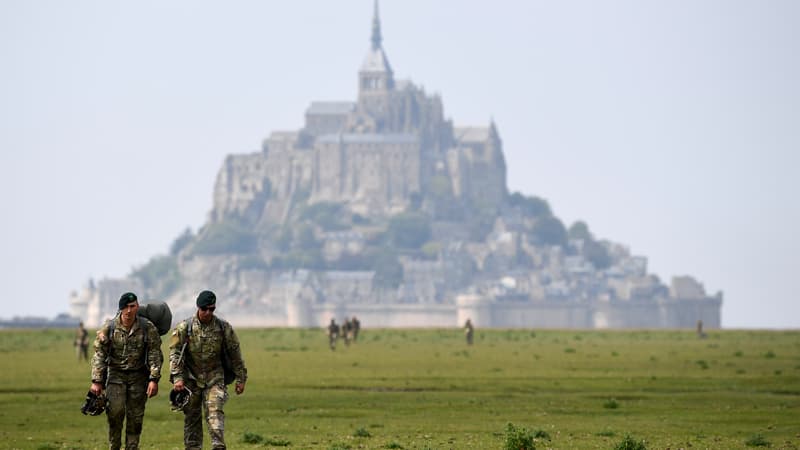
[568,221,593,241]
[372,248,404,289]
[300,201,348,231]
[169,227,194,256]
[509,192,552,218]
[531,216,567,246]
[130,255,181,298]
[583,239,612,270]
[192,221,258,255]
[388,212,432,249]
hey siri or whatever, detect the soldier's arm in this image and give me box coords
[225,324,248,385]
[90,323,111,391]
[90,324,110,382]
[168,322,186,384]
[146,322,163,383]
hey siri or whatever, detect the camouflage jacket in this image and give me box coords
[91,314,164,384]
[169,315,247,388]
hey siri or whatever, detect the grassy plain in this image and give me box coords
[0,327,798,449]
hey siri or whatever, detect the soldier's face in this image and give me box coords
[197,305,215,323]
[120,301,139,324]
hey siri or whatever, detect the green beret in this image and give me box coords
[118,292,138,310]
[196,290,216,308]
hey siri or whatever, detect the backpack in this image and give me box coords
[184,317,237,385]
[138,302,173,336]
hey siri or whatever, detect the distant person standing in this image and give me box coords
[75,321,89,362]
[327,318,340,351]
[351,316,360,342]
[169,290,248,450]
[342,318,353,346]
[90,292,163,450]
[464,318,474,345]
[696,320,707,338]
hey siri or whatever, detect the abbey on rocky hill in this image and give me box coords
[70,2,721,329]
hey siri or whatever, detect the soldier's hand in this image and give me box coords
[174,379,185,391]
[147,381,159,398]
[90,382,103,396]
[235,382,245,395]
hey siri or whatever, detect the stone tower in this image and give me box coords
[357,0,395,129]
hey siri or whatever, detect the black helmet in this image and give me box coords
[169,387,192,412]
[81,390,107,416]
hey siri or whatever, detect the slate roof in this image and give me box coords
[306,101,355,115]
[317,133,417,144]
[454,127,490,143]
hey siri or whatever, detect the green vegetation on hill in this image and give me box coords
[1,328,797,449]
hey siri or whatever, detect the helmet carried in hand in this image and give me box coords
[169,387,192,412]
[81,390,107,416]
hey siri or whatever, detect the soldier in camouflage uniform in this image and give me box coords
[169,290,247,450]
[90,292,163,450]
[327,318,339,351]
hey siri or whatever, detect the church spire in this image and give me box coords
[371,0,382,51]
[359,0,394,113]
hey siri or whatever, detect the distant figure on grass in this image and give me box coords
[327,318,340,350]
[75,321,89,362]
[464,318,474,345]
[696,320,707,339]
[351,316,361,342]
[169,290,248,450]
[342,318,353,346]
[90,292,163,450]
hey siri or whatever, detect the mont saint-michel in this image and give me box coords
[69,4,721,330]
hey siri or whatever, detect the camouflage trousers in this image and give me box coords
[105,371,149,450]
[182,382,229,450]
[328,334,337,350]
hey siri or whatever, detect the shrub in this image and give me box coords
[35,444,58,450]
[329,444,352,450]
[604,398,620,409]
[533,429,551,440]
[264,437,291,446]
[354,427,371,437]
[504,422,536,450]
[242,431,264,444]
[614,434,647,450]
[744,434,771,447]
[385,442,404,449]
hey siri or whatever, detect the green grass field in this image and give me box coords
[0,327,798,449]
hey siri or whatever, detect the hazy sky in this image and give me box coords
[1,1,797,328]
